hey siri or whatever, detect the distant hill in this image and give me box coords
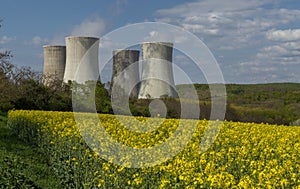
[176,83,300,125]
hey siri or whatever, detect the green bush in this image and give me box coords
[0,156,41,189]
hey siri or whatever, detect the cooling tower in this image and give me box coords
[138,42,177,99]
[111,50,140,98]
[63,36,100,84]
[43,45,66,85]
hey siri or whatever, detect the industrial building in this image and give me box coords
[43,37,177,100]
[138,42,177,99]
[111,49,140,98]
[63,36,100,84]
[43,45,66,85]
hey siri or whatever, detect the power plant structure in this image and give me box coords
[63,36,100,84]
[111,49,140,98]
[138,42,177,99]
[43,45,66,85]
[42,38,178,100]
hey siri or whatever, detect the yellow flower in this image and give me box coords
[8,110,300,188]
[133,177,143,185]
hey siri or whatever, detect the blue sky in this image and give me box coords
[1,0,300,84]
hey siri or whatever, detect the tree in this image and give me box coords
[0,55,15,111]
[71,80,112,113]
[0,20,16,111]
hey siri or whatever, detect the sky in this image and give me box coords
[0,0,300,84]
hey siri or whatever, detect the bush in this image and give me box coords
[290,119,300,126]
[0,156,41,189]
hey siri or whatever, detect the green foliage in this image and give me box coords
[1,52,300,125]
[0,114,62,188]
[71,80,112,113]
[95,81,112,114]
[290,119,300,126]
[0,156,41,189]
[185,83,300,125]
[0,52,15,111]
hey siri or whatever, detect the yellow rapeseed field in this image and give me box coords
[7,110,300,188]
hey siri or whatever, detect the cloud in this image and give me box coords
[228,37,300,83]
[154,0,300,83]
[231,37,300,83]
[259,28,300,67]
[144,30,176,43]
[48,16,106,45]
[266,29,300,41]
[157,0,268,16]
[49,34,66,45]
[31,36,49,46]
[155,0,300,50]
[144,29,188,44]
[0,36,16,45]
[113,0,128,15]
[256,39,300,65]
[71,16,106,37]
[259,45,300,59]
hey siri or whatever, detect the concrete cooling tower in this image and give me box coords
[138,42,177,99]
[63,36,100,84]
[43,45,66,85]
[111,50,140,98]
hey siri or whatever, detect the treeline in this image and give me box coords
[190,83,300,125]
[0,60,113,114]
[1,59,299,125]
[0,60,231,123]
[0,59,68,112]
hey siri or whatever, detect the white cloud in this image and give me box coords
[48,16,106,45]
[31,36,48,46]
[256,42,300,64]
[144,30,175,43]
[182,23,220,35]
[156,0,300,50]
[49,34,65,45]
[113,0,128,15]
[144,29,188,44]
[71,16,106,37]
[266,29,300,41]
[157,0,268,16]
[260,29,300,66]
[155,0,300,83]
[0,36,16,45]
[283,41,300,50]
[233,38,300,83]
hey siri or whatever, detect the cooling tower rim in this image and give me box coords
[65,36,100,40]
[141,41,173,46]
[113,49,140,52]
[113,49,140,55]
[43,45,66,48]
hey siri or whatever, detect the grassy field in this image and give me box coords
[0,113,61,188]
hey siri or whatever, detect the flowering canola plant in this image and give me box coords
[7,110,300,188]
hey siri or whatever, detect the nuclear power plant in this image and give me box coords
[43,38,177,99]
[43,45,66,85]
[111,50,140,98]
[138,42,177,99]
[63,36,100,84]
